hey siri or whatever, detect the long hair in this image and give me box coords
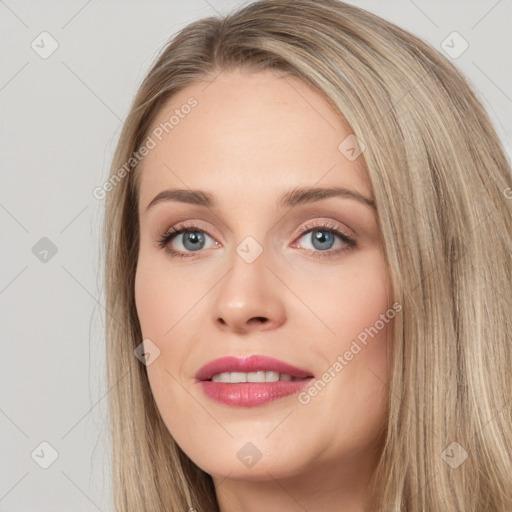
[102,1,512,510]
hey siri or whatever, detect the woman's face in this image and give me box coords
[135,68,392,485]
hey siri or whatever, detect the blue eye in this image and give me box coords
[302,229,337,251]
[294,223,356,258]
[176,231,206,251]
[157,221,356,259]
[157,226,217,257]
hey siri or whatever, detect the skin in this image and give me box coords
[134,68,392,512]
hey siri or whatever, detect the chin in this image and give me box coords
[183,441,304,482]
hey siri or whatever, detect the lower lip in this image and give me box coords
[199,379,313,407]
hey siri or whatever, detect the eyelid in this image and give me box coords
[165,218,356,241]
[294,219,356,241]
[157,220,220,250]
[157,218,357,259]
[159,220,219,242]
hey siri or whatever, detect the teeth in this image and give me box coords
[210,371,300,383]
[264,371,279,382]
[231,372,246,383]
[247,371,265,383]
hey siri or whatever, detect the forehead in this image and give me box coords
[137,69,370,210]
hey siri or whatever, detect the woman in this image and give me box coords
[102,0,512,510]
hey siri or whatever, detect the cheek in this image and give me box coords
[331,259,391,385]
[134,253,209,404]
[293,251,392,437]
[134,259,202,446]
[290,248,391,346]
[134,252,205,340]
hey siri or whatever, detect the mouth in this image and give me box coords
[209,371,307,383]
[195,354,314,381]
[195,355,314,407]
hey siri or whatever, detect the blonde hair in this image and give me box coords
[102,0,512,510]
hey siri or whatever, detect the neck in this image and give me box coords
[213,448,380,512]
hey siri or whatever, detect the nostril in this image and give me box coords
[216,316,269,329]
[250,316,268,324]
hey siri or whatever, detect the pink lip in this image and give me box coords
[195,355,314,408]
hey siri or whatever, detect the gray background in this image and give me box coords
[1,1,511,511]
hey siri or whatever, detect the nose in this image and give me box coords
[212,245,286,334]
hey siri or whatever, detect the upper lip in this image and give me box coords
[195,355,314,381]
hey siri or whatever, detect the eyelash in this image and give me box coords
[156,221,357,260]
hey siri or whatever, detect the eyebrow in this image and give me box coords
[145,186,376,212]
